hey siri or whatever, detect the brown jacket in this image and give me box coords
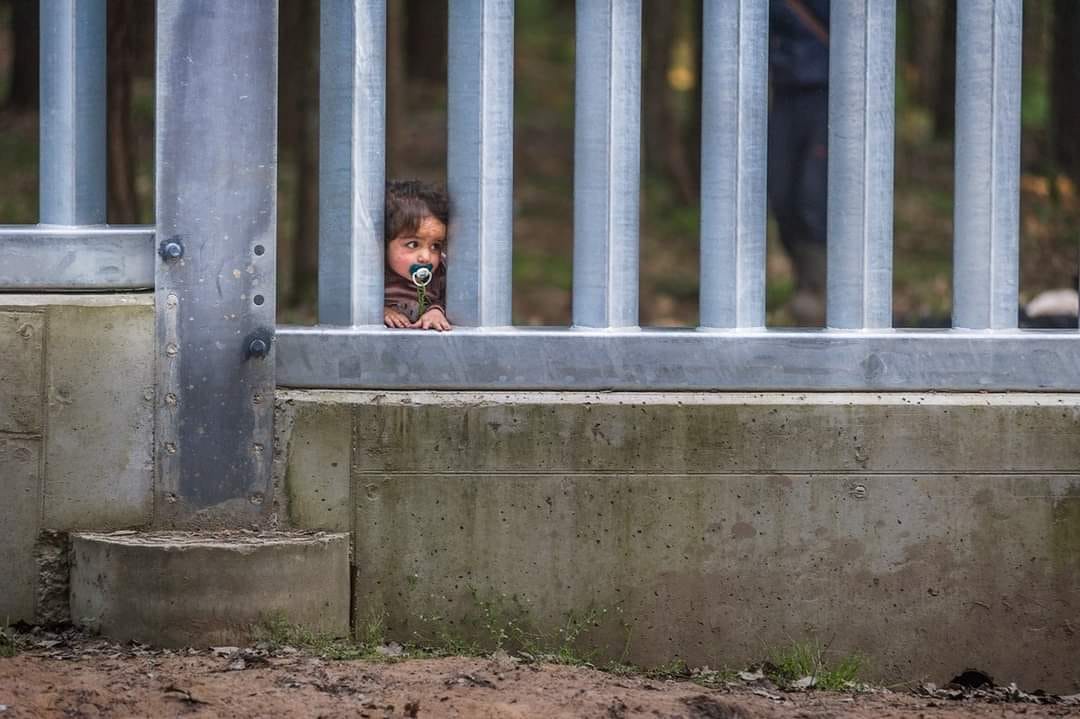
[384,265,446,323]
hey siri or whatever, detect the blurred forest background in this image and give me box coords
[0,0,1077,326]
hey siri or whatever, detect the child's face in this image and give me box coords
[387,215,446,281]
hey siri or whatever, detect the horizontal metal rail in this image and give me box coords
[0,225,155,290]
[275,326,1080,391]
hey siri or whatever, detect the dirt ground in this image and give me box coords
[2,632,1079,719]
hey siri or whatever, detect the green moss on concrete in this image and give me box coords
[1050,487,1080,570]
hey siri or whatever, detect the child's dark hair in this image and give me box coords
[385,180,450,244]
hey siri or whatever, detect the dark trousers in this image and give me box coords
[768,86,828,293]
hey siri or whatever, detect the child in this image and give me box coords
[384,180,451,331]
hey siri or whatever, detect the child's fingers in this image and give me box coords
[385,310,411,328]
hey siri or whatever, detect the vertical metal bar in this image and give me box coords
[572,0,641,329]
[155,0,277,525]
[953,0,1022,330]
[698,0,768,329]
[39,0,106,225]
[447,0,515,327]
[826,0,896,329]
[319,0,387,326]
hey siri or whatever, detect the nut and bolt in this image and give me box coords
[160,240,184,260]
[248,337,269,357]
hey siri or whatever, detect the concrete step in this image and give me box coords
[69,530,349,647]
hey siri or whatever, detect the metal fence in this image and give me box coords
[2,0,1076,394]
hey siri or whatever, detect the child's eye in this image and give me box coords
[431,243,442,252]
[405,241,419,249]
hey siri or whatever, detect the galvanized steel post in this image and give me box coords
[826,0,896,329]
[154,1,278,524]
[698,0,768,329]
[953,0,1022,330]
[39,0,107,225]
[573,0,642,329]
[319,0,387,326]
[447,0,515,327]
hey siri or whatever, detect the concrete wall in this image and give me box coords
[0,295,154,622]
[280,391,1080,692]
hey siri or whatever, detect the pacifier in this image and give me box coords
[409,263,434,287]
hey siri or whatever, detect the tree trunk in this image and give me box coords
[387,0,405,175]
[643,0,675,178]
[1051,0,1080,184]
[5,0,39,109]
[297,28,319,305]
[106,0,139,224]
[403,0,446,83]
[295,5,320,306]
[682,0,702,203]
[277,0,303,305]
[643,0,694,205]
[277,0,319,307]
[931,1,956,139]
[905,0,945,111]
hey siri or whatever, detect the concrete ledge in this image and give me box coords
[69,530,349,647]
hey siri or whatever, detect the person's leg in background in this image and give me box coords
[768,87,828,326]
[788,85,828,325]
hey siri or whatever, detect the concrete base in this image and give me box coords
[279,390,1080,692]
[0,295,154,623]
[69,531,350,647]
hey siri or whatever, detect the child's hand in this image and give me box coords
[413,307,451,331]
[384,307,413,328]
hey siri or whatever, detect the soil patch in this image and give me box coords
[1,630,1078,718]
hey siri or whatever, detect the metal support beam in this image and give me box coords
[826,0,896,329]
[276,326,1080,392]
[319,0,386,326]
[447,0,515,327]
[155,0,277,525]
[0,225,154,290]
[573,0,641,329]
[953,0,1022,330]
[698,0,768,329]
[40,0,107,225]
